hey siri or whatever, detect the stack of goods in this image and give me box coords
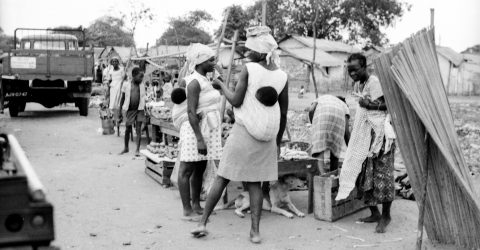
[89,95,105,108]
[146,101,172,121]
[146,142,178,160]
[98,103,114,135]
[374,28,480,248]
[279,142,310,160]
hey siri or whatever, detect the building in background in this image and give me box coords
[278,35,361,93]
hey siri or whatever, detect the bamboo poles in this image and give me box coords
[374,28,480,249]
[219,30,239,121]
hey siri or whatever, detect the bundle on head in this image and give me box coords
[171,88,187,104]
[255,86,278,106]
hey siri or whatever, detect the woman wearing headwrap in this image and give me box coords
[191,26,289,244]
[105,56,127,133]
[177,43,223,221]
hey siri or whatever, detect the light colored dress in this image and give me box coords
[217,63,287,182]
[108,67,125,109]
[179,71,223,162]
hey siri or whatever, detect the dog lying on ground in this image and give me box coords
[215,175,306,218]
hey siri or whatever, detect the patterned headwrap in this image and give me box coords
[245,26,280,66]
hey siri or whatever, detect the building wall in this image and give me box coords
[280,55,347,92]
[438,54,480,95]
[328,52,349,63]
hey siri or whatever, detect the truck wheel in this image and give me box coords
[78,98,89,116]
[9,103,19,117]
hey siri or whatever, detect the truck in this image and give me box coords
[0,133,55,248]
[1,28,94,117]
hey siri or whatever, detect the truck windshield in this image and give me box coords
[33,41,66,50]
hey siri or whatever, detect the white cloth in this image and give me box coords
[121,81,146,111]
[245,26,280,66]
[185,43,215,76]
[108,67,125,109]
[336,75,391,201]
[162,81,173,99]
[185,71,222,137]
[233,62,287,141]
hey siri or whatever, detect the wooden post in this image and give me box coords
[430,8,435,28]
[262,0,267,26]
[220,30,239,121]
[216,8,230,60]
[311,0,319,98]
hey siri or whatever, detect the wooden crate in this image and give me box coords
[313,170,365,222]
[145,158,174,187]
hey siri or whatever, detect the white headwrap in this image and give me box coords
[184,43,215,76]
[245,26,280,65]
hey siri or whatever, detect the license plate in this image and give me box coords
[5,92,28,97]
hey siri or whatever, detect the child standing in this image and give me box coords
[119,67,148,156]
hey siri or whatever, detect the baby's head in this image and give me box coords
[171,87,187,104]
[255,86,278,106]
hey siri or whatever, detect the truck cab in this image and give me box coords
[1,29,94,117]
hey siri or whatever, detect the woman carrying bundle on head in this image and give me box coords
[191,26,289,244]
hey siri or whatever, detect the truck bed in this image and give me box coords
[2,49,94,81]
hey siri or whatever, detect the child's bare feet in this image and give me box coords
[119,149,129,155]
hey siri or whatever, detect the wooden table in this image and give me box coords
[150,117,179,144]
[278,159,319,214]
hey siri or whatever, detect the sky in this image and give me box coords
[1,0,479,52]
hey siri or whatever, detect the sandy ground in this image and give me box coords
[0,102,473,250]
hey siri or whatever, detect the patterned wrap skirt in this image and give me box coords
[179,122,222,162]
[356,133,396,206]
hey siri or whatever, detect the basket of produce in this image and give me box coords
[146,101,172,120]
[146,142,179,159]
[99,103,115,135]
[284,141,312,153]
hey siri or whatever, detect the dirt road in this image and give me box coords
[0,104,460,250]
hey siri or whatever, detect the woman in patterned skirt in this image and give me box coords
[191,26,289,244]
[177,44,223,220]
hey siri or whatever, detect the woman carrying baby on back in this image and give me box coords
[191,26,289,244]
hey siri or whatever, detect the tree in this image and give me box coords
[238,0,410,46]
[286,0,344,41]
[85,16,135,47]
[246,0,289,39]
[0,27,14,53]
[339,0,411,45]
[116,0,155,47]
[156,10,213,46]
[216,5,250,42]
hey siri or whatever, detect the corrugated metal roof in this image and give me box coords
[279,47,344,67]
[437,46,464,67]
[291,35,361,53]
